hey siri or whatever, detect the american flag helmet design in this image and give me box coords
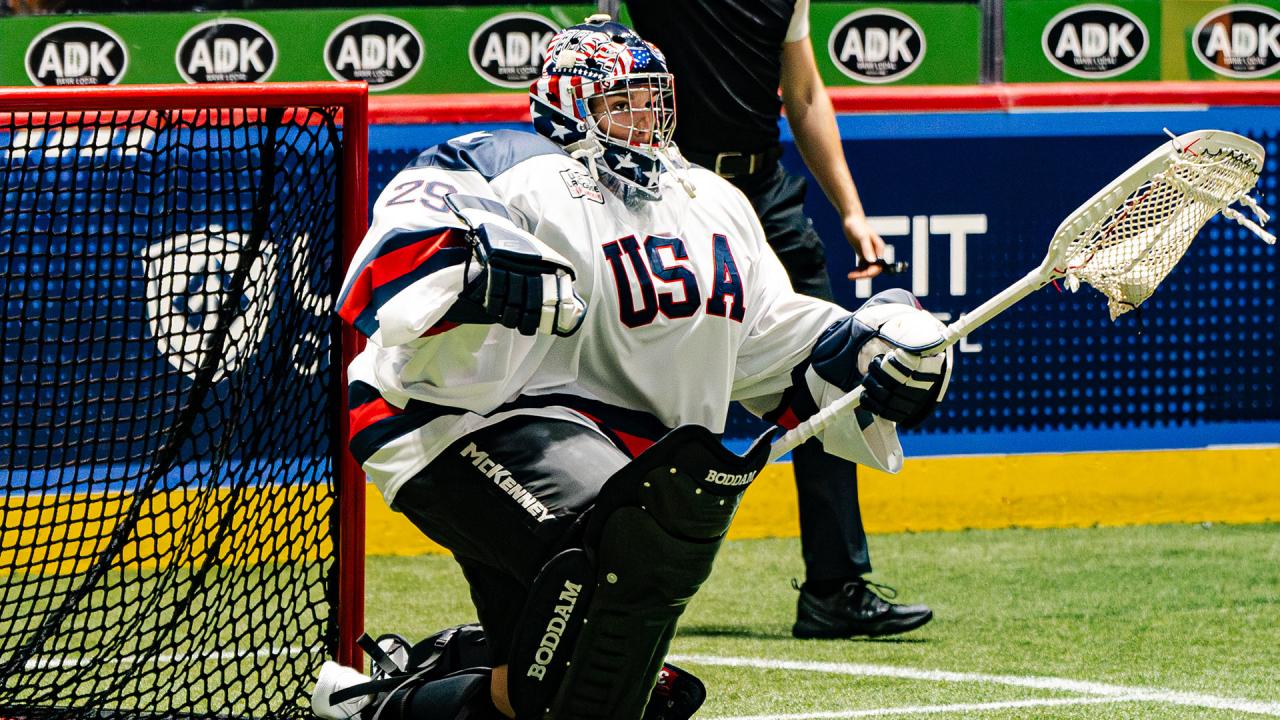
[529,16,677,199]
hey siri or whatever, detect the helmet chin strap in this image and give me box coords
[565,136,606,181]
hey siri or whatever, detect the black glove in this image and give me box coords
[859,352,948,429]
[447,223,586,337]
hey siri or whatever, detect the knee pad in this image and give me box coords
[506,425,771,720]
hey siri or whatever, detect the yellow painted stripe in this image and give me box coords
[7,448,1277,567]
[364,447,1280,556]
[1,486,335,575]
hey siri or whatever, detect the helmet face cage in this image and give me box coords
[578,72,676,152]
[530,20,677,198]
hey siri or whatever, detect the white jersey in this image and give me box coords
[339,130,878,503]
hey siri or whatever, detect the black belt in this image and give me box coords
[684,148,779,179]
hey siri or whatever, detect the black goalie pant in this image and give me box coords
[733,161,872,581]
[392,417,630,663]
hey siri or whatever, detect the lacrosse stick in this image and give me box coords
[768,129,1273,463]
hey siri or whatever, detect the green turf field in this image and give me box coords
[366,522,1280,719]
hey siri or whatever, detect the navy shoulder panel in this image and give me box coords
[406,130,567,180]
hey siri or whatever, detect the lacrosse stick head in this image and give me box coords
[1039,130,1269,320]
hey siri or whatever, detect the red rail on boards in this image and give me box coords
[366,81,1280,125]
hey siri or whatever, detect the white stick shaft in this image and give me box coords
[766,268,1050,463]
[934,269,1048,352]
[767,384,867,462]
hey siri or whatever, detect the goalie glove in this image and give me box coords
[444,194,587,337]
[809,289,953,430]
[794,291,953,472]
[860,351,949,429]
[843,291,952,429]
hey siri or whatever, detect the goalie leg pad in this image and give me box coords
[397,617,704,720]
[373,669,504,720]
[324,625,493,715]
[507,425,771,720]
[506,546,595,701]
[404,624,491,677]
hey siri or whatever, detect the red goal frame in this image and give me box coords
[0,81,369,669]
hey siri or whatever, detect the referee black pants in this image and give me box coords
[732,160,873,581]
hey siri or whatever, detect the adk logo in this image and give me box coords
[828,9,926,84]
[176,19,277,83]
[144,227,277,382]
[25,22,127,86]
[469,12,558,88]
[1042,4,1149,78]
[324,15,424,91]
[1194,4,1280,78]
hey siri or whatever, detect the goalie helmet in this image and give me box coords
[530,16,677,199]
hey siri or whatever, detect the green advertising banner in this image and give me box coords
[0,3,977,92]
[812,3,982,85]
[0,5,599,93]
[1004,0,1162,82]
[1161,0,1280,80]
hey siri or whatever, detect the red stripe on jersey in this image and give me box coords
[337,271,374,327]
[349,397,403,440]
[373,228,468,288]
[575,410,657,459]
[338,228,468,327]
[612,429,656,458]
[775,407,799,431]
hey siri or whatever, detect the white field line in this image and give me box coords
[671,654,1280,718]
[19,649,1280,717]
[709,695,1145,719]
[18,645,318,671]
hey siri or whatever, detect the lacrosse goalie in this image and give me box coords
[314,16,952,720]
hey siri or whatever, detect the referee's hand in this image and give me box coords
[844,214,887,281]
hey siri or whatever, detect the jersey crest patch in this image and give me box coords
[560,168,604,204]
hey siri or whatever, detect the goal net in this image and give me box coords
[0,84,368,719]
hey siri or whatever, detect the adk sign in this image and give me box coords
[469,12,558,88]
[1041,4,1149,78]
[25,22,128,86]
[828,9,926,84]
[325,15,424,91]
[176,18,277,83]
[1194,4,1280,78]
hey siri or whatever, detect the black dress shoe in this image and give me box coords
[792,578,933,639]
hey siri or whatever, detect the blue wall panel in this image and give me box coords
[368,109,1280,454]
[4,106,1274,495]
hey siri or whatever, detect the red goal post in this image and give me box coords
[0,82,367,719]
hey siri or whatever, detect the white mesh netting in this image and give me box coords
[1061,142,1271,320]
